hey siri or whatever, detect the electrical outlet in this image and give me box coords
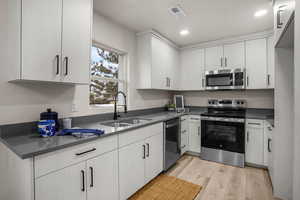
[71,102,77,112]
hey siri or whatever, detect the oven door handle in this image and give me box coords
[201,116,245,123]
[166,123,178,128]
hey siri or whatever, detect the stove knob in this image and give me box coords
[241,101,244,104]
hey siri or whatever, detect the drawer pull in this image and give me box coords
[190,118,200,120]
[76,148,96,156]
[247,122,261,126]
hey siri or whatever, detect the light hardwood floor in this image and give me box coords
[165,155,276,200]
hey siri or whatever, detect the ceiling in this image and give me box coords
[94,0,274,47]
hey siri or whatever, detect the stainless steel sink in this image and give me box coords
[119,118,152,124]
[100,118,152,128]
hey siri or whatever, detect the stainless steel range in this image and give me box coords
[200,99,246,167]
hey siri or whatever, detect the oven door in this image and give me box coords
[201,117,245,153]
[205,73,234,90]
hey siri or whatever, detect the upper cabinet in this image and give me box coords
[267,36,275,89]
[205,42,245,71]
[223,42,245,69]
[245,38,268,89]
[205,46,223,71]
[273,0,295,46]
[180,48,205,90]
[9,0,92,84]
[137,32,179,90]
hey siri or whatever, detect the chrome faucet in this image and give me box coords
[113,91,127,120]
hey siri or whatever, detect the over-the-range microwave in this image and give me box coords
[205,68,246,90]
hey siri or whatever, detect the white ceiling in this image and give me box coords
[94,0,274,47]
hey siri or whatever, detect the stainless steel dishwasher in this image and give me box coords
[164,118,180,171]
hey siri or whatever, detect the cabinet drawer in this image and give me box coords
[119,123,163,148]
[246,119,264,129]
[34,135,118,178]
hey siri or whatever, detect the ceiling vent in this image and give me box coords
[169,4,186,17]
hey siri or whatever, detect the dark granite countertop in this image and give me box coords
[0,111,205,159]
[0,107,274,159]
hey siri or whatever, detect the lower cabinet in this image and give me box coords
[35,162,87,200]
[35,150,118,200]
[245,119,264,165]
[189,115,201,153]
[119,131,163,200]
[86,150,119,200]
[180,116,189,155]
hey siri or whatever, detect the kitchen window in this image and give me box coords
[90,45,127,105]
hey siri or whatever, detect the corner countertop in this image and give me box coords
[0,111,204,159]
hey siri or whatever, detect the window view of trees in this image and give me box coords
[90,46,120,105]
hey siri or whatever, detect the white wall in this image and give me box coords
[181,90,274,108]
[0,3,169,125]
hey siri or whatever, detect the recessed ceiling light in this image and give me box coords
[254,9,268,17]
[180,29,189,36]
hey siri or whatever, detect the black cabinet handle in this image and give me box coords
[268,138,272,153]
[246,131,249,143]
[90,167,94,187]
[81,170,85,192]
[146,143,150,157]
[142,145,146,159]
[75,148,96,156]
[64,57,69,76]
[55,55,60,75]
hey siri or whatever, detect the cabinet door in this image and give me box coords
[267,36,275,88]
[145,133,163,183]
[119,141,145,200]
[245,38,268,89]
[22,0,62,82]
[61,0,92,84]
[189,116,201,153]
[245,123,264,165]
[205,46,223,71]
[35,162,86,200]
[151,36,168,89]
[86,150,118,200]
[180,116,189,154]
[168,46,180,90]
[180,49,205,90]
[223,42,245,69]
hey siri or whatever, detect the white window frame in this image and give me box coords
[89,42,128,109]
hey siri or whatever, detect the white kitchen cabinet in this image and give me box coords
[21,0,63,83]
[264,121,274,183]
[267,36,275,89]
[35,149,119,200]
[145,133,164,183]
[119,125,163,200]
[180,49,205,90]
[119,141,145,200]
[223,42,245,69]
[205,45,223,71]
[86,150,119,200]
[245,38,268,89]
[35,162,86,200]
[10,0,92,84]
[189,115,201,153]
[137,32,179,90]
[245,120,264,165]
[61,0,92,84]
[180,116,189,154]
